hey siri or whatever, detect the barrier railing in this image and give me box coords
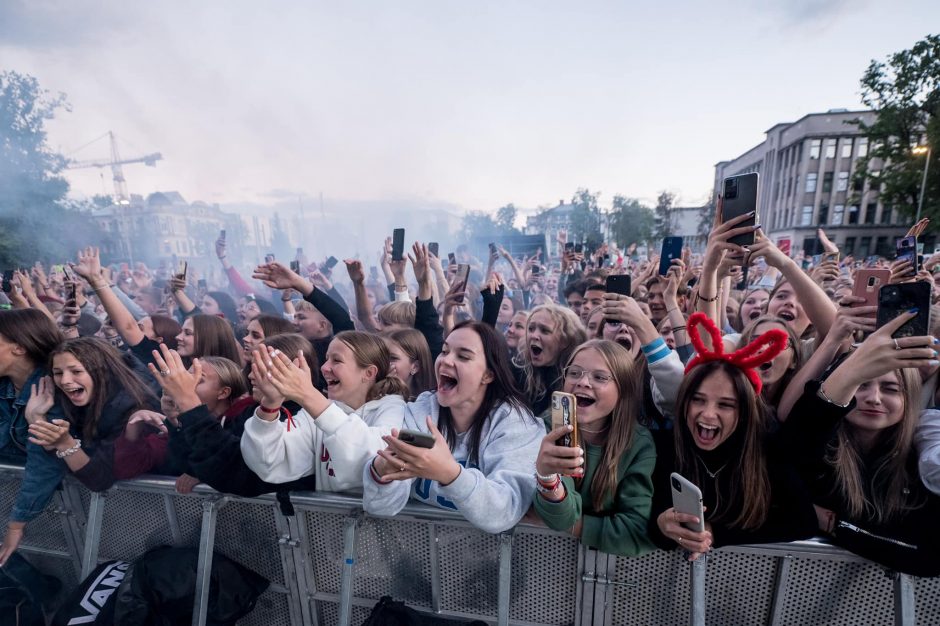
[1,462,938,626]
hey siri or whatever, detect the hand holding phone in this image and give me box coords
[392,228,405,261]
[550,392,579,459]
[721,173,759,247]
[670,473,705,533]
[659,237,683,276]
[397,429,435,449]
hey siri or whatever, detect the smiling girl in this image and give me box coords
[175,314,242,365]
[364,321,544,533]
[533,340,656,556]
[515,304,587,416]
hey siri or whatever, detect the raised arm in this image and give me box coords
[72,247,146,347]
[342,259,381,331]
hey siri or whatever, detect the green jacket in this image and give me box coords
[534,424,657,557]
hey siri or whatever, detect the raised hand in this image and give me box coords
[409,242,430,285]
[25,376,55,425]
[148,344,202,413]
[536,425,584,477]
[258,346,318,406]
[73,247,102,281]
[344,259,366,284]
[252,262,303,291]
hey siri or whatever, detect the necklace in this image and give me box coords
[696,455,728,479]
[579,424,609,434]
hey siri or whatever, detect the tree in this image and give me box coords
[495,204,521,235]
[609,195,654,249]
[848,34,940,224]
[461,210,501,243]
[653,191,676,240]
[0,71,106,266]
[698,191,716,239]
[569,188,603,246]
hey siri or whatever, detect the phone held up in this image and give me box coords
[721,172,759,248]
[895,236,917,272]
[454,264,471,304]
[392,228,405,261]
[877,282,930,339]
[670,473,706,532]
[428,242,439,258]
[659,236,683,276]
[605,274,631,297]
[1,270,13,294]
[290,260,301,273]
[550,392,579,466]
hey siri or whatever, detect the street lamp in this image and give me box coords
[913,144,931,223]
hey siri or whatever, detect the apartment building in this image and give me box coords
[714,109,915,259]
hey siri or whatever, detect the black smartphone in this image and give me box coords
[265,253,275,263]
[896,236,917,272]
[448,252,457,266]
[67,281,77,303]
[877,282,931,338]
[428,242,439,258]
[532,265,541,276]
[721,172,759,247]
[1,270,13,294]
[398,429,435,449]
[455,264,471,303]
[564,242,574,253]
[736,265,749,291]
[605,274,632,297]
[62,265,76,283]
[488,242,497,256]
[392,228,405,261]
[290,260,301,273]
[659,236,683,276]
[574,243,583,254]
[177,261,188,279]
[324,256,339,270]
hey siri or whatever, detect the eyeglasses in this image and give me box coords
[564,366,613,386]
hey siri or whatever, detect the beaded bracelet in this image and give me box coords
[55,439,82,459]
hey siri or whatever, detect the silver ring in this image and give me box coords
[160,369,170,376]
[400,464,406,472]
[678,537,684,545]
[893,338,901,351]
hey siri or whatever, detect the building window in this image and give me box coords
[837,171,849,192]
[858,137,869,157]
[880,205,892,224]
[773,181,780,200]
[844,237,856,255]
[852,175,864,192]
[841,139,853,159]
[865,203,877,224]
[818,203,829,224]
[822,172,833,192]
[859,236,872,257]
[847,205,859,224]
[825,139,837,159]
[875,236,889,256]
[805,173,818,192]
[801,205,814,226]
[832,205,845,225]
[810,139,821,159]
[787,177,793,197]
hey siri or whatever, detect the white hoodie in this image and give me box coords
[240,394,406,493]
[362,391,544,534]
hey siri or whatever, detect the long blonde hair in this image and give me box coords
[514,304,586,409]
[827,368,925,523]
[566,340,643,511]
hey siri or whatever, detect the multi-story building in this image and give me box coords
[714,109,915,259]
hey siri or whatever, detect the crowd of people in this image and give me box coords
[1,215,939,580]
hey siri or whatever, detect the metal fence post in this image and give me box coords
[275,508,314,626]
[689,554,707,626]
[80,491,106,579]
[337,512,362,626]
[892,572,915,626]
[497,531,514,626]
[192,496,227,626]
[768,555,793,626]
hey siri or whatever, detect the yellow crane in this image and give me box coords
[66,131,162,205]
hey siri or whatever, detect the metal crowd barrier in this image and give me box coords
[1,462,938,626]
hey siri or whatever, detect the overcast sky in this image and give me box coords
[2,1,937,218]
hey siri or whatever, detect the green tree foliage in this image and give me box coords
[495,204,521,234]
[569,188,603,246]
[609,195,654,248]
[848,34,940,223]
[0,70,107,267]
[653,191,676,240]
[461,210,502,242]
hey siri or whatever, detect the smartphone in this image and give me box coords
[392,228,405,261]
[721,172,759,247]
[670,473,706,533]
[324,256,339,270]
[488,242,497,256]
[67,281,77,303]
[532,265,541,277]
[877,282,931,338]
[564,242,574,253]
[822,251,840,264]
[398,429,435,449]
[574,243,583,254]
[896,236,917,271]
[605,274,632,297]
[290,260,301,273]
[454,264,470,302]
[1,270,13,293]
[852,269,890,314]
[659,236,683,276]
[448,252,457,266]
[736,265,749,291]
[177,261,188,279]
[265,253,275,264]
[62,265,76,283]
[550,391,579,454]
[428,242,439,258]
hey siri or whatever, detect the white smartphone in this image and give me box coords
[670,472,705,532]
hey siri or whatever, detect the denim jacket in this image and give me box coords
[0,369,66,523]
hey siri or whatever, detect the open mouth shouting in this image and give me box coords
[747,310,762,320]
[693,421,720,447]
[529,343,544,363]
[437,372,458,395]
[62,386,88,405]
[573,393,596,409]
[776,310,796,322]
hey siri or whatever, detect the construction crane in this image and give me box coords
[66,131,162,205]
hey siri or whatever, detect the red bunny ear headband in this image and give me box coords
[684,312,789,394]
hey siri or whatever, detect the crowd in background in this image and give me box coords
[1,213,939,581]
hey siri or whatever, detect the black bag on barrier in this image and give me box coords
[0,552,62,626]
[361,596,488,626]
[51,560,130,626]
[111,545,269,626]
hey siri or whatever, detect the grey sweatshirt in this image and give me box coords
[361,391,544,533]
